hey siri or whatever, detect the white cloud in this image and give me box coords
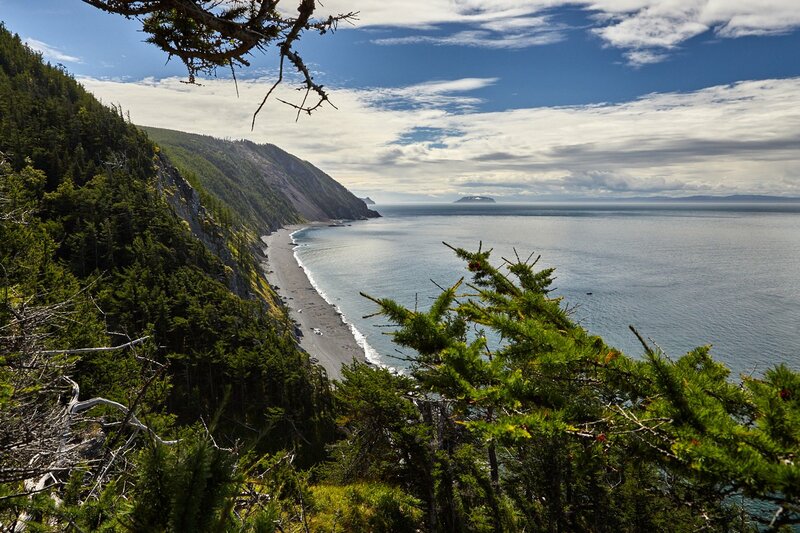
[406,78,498,93]
[316,1,800,63]
[702,1,800,37]
[592,8,709,49]
[372,28,566,49]
[315,1,553,28]
[623,49,669,67]
[350,77,497,112]
[480,15,551,32]
[79,75,800,198]
[370,12,566,49]
[588,0,800,64]
[23,38,81,63]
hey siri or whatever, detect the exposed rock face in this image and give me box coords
[155,155,251,298]
[455,195,496,203]
[250,141,379,221]
[143,127,379,231]
[361,196,376,205]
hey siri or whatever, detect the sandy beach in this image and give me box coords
[261,225,365,381]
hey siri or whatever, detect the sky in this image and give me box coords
[2,1,800,201]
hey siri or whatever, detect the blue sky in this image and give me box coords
[2,0,800,200]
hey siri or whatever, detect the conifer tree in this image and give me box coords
[355,242,799,531]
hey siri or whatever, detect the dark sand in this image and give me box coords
[261,226,365,381]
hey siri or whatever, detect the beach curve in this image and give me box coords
[261,225,367,381]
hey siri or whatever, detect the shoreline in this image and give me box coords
[261,224,366,381]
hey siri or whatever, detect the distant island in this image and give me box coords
[361,196,376,205]
[455,195,496,203]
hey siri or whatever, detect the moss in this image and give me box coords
[309,483,424,533]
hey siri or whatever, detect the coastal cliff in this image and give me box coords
[142,126,379,231]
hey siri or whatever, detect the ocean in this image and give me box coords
[291,203,800,376]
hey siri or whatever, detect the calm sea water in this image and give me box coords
[292,203,800,376]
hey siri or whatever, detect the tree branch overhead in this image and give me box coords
[81,0,357,125]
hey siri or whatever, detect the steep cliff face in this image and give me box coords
[142,127,379,232]
[155,154,254,300]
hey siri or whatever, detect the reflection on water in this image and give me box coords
[294,203,800,375]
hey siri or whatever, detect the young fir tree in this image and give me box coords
[347,242,799,531]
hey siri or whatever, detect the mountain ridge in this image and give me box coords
[142,126,379,233]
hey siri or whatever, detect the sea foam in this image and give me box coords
[290,229,385,369]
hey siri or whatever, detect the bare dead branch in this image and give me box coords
[65,377,177,445]
[39,336,149,355]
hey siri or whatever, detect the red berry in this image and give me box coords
[779,388,791,401]
[596,433,607,442]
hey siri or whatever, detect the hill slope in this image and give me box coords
[0,24,334,458]
[142,126,379,232]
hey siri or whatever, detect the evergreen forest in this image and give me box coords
[1,22,799,532]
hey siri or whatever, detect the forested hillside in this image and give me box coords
[0,16,334,482]
[2,21,800,533]
[142,126,379,233]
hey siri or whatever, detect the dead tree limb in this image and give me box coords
[64,376,177,446]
